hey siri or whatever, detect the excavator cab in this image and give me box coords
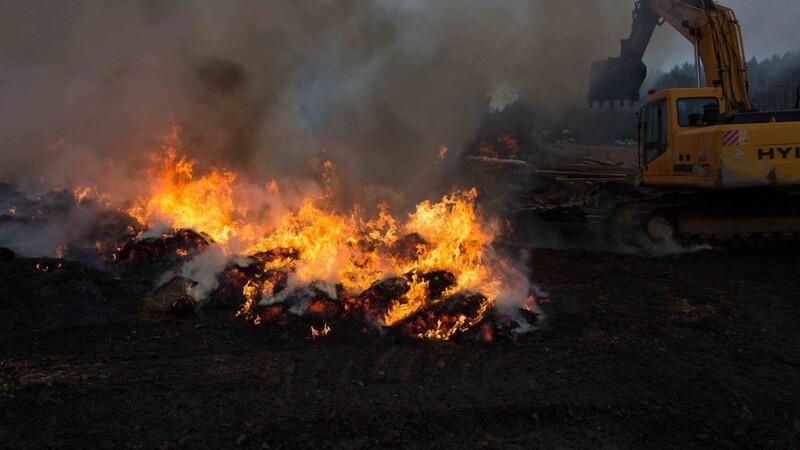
[588,56,647,108]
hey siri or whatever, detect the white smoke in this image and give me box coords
[181,245,230,303]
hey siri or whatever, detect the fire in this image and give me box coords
[35,262,62,273]
[403,189,496,293]
[116,126,536,340]
[248,200,353,286]
[235,280,261,323]
[73,187,92,204]
[72,186,112,207]
[497,134,519,158]
[383,277,429,326]
[475,134,520,160]
[438,145,448,161]
[310,323,331,339]
[128,149,240,244]
[126,127,271,251]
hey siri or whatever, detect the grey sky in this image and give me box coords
[601,0,800,70]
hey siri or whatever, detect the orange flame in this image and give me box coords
[125,126,527,339]
[73,187,92,204]
[438,145,448,161]
[310,323,331,339]
[128,149,242,244]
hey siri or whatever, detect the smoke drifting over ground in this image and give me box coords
[0,0,614,209]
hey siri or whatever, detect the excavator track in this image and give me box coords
[509,181,800,250]
[608,187,800,245]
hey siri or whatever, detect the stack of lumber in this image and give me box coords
[532,157,637,184]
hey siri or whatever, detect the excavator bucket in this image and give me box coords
[588,57,647,108]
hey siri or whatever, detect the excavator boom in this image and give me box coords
[589,0,750,111]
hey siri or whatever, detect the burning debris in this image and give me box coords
[116,228,210,280]
[0,130,544,341]
[117,229,209,265]
[0,183,141,268]
[397,293,490,340]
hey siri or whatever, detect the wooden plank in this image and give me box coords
[535,170,629,178]
[465,156,528,166]
[557,164,637,173]
[582,156,621,167]
[555,177,632,182]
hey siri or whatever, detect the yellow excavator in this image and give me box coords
[588,0,800,242]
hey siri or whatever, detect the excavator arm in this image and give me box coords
[589,0,750,111]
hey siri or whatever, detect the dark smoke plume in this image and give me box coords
[0,1,620,206]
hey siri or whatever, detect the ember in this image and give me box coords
[34,261,62,273]
[310,323,331,339]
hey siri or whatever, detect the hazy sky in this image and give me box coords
[601,0,800,70]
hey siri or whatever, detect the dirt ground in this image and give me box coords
[1,241,799,449]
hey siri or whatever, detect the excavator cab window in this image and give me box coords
[642,100,667,165]
[677,97,718,126]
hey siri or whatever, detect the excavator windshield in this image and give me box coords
[676,97,717,126]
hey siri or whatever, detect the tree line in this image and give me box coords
[470,52,800,153]
[648,51,800,112]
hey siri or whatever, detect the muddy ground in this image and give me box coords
[1,241,799,449]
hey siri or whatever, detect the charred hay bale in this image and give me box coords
[358,277,410,308]
[139,277,197,321]
[246,281,340,322]
[250,302,335,341]
[60,209,141,266]
[356,277,411,320]
[213,259,290,310]
[397,293,489,340]
[0,247,14,262]
[305,295,344,320]
[457,307,541,342]
[254,303,289,326]
[116,229,209,280]
[214,265,255,309]
[388,233,428,263]
[280,282,340,315]
[117,229,209,265]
